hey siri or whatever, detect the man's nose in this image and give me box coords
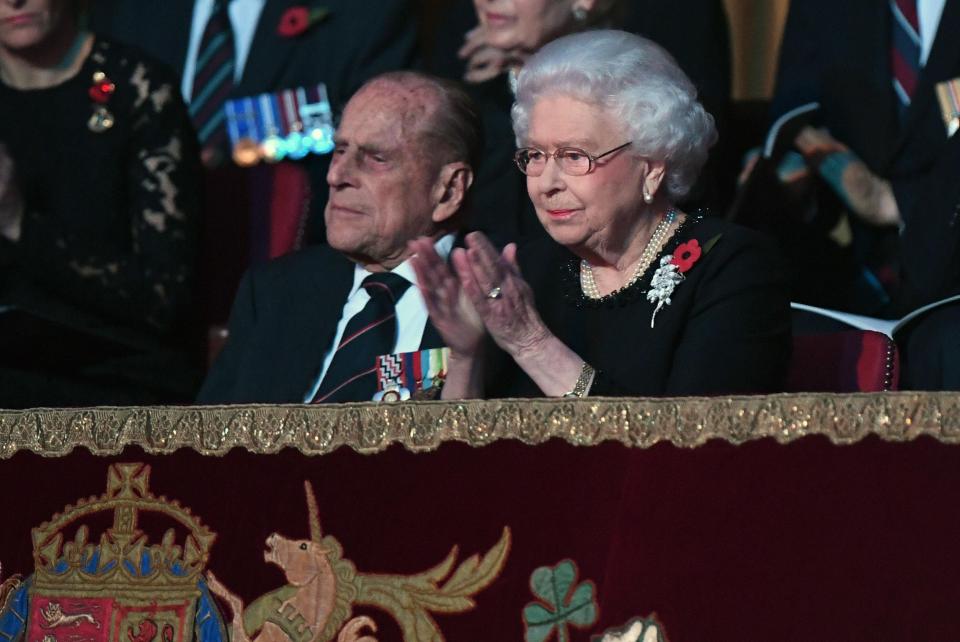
[326,153,356,188]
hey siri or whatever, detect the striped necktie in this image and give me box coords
[189,0,236,164]
[890,0,921,116]
[310,273,412,404]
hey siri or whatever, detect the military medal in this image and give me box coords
[226,98,261,166]
[935,78,960,138]
[373,348,450,402]
[225,83,334,165]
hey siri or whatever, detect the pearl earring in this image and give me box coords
[643,191,654,204]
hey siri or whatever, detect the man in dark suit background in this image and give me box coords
[769,0,960,389]
[197,71,481,403]
[90,0,420,325]
[90,0,418,231]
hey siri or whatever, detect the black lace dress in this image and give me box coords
[0,37,201,407]
[486,217,792,397]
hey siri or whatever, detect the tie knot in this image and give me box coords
[361,272,410,304]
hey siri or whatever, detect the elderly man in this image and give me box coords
[197,71,481,403]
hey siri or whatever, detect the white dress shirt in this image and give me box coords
[181,0,266,102]
[302,234,457,402]
[918,0,946,65]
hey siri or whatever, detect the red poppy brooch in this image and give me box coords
[277,5,330,37]
[646,235,721,328]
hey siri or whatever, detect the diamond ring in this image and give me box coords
[486,286,503,300]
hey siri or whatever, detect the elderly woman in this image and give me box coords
[411,31,790,398]
[428,0,730,242]
[0,0,201,407]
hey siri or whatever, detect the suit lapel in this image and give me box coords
[234,0,304,97]
[168,0,198,77]
[418,321,444,351]
[270,249,355,401]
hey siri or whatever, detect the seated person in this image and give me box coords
[751,0,960,389]
[426,0,731,240]
[411,31,791,399]
[197,71,481,404]
[0,0,202,408]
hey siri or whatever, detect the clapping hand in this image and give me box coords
[450,232,548,359]
[458,26,526,84]
[409,236,486,358]
[410,232,549,359]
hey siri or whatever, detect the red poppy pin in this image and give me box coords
[277,5,330,37]
[87,70,116,133]
[670,239,702,273]
[88,71,115,104]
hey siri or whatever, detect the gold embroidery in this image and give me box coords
[206,481,511,642]
[0,394,958,457]
[32,463,215,596]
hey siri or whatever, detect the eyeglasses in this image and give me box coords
[513,141,632,176]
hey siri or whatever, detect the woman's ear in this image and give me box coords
[641,159,667,202]
[432,162,475,224]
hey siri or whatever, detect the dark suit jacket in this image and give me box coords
[770,0,960,311]
[196,245,445,403]
[90,0,419,243]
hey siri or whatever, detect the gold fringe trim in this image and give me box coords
[1,392,959,458]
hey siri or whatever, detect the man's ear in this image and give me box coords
[642,159,667,200]
[431,162,474,224]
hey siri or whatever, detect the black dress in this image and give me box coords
[0,37,202,407]
[487,217,792,397]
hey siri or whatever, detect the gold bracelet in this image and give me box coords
[562,361,596,398]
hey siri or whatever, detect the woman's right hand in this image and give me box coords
[408,237,486,359]
[0,144,24,242]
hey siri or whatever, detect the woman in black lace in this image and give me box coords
[411,31,790,398]
[0,0,201,407]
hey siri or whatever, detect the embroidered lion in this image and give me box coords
[40,603,100,629]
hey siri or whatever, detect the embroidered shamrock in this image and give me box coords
[523,559,599,642]
[277,5,330,37]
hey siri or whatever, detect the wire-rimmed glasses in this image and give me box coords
[513,141,632,176]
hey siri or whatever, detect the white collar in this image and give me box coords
[348,233,456,296]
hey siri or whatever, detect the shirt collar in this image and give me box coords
[348,233,457,297]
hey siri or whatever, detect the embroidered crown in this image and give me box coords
[31,463,215,595]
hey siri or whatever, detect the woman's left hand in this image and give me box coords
[452,232,549,358]
[409,237,486,359]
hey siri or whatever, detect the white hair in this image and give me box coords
[511,30,717,201]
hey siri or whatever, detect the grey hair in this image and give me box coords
[511,30,717,201]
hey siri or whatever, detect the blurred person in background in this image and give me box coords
[0,0,202,407]
[755,0,960,389]
[91,0,419,235]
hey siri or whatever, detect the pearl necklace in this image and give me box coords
[580,209,678,299]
